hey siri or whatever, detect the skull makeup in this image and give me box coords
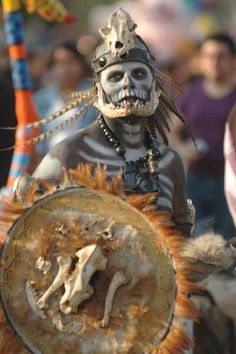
[94,62,160,118]
[92,9,161,119]
[100,62,153,102]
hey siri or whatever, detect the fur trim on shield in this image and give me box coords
[0,305,29,354]
[0,164,201,354]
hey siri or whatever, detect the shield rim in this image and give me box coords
[0,186,176,354]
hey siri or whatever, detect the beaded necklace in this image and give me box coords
[98,114,161,194]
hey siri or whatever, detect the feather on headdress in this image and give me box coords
[0,8,193,151]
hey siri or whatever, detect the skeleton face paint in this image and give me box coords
[100,62,153,104]
[94,61,161,118]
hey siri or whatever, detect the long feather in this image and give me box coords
[156,104,172,132]
[155,69,183,92]
[154,120,169,145]
[0,100,93,151]
[0,89,93,131]
[159,92,185,123]
[67,90,93,100]
[159,93,196,148]
[146,118,157,139]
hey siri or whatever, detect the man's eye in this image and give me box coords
[132,69,147,80]
[108,72,123,82]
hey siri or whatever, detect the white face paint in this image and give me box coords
[94,61,160,118]
[100,62,153,107]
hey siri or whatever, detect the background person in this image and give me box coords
[224,104,236,226]
[170,32,236,239]
[34,41,96,156]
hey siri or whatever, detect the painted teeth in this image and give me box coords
[114,90,148,102]
[108,97,147,110]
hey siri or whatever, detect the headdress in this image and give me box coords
[92,8,155,73]
[0,8,191,150]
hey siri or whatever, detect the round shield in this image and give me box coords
[0,187,176,354]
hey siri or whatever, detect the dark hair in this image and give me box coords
[201,32,236,55]
[50,41,92,77]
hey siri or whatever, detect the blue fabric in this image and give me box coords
[12,153,30,165]
[4,12,24,45]
[11,59,31,89]
[187,171,235,239]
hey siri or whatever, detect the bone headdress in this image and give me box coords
[99,7,137,58]
[92,8,160,118]
[92,7,155,74]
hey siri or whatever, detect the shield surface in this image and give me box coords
[0,186,177,354]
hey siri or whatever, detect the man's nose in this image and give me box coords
[122,73,135,89]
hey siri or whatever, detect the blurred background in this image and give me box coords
[1,2,236,353]
[1,0,236,90]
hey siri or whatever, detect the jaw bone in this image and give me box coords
[94,81,161,118]
[51,313,82,334]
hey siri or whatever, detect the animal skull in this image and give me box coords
[60,245,107,314]
[99,7,137,58]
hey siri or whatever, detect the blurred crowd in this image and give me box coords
[0,0,236,238]
[0,1,236,353]
[1,0,236,241]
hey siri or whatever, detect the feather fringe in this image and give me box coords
[0,305,28,354]
[155,69,183,93]
[0,164,200,354]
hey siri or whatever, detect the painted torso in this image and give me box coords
[33,120,192,236]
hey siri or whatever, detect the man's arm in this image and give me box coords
[33,153,63,182]
[171,151,194,237]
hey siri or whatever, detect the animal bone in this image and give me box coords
[35,256,52,274]
[55,223,68,237]
[99,7,137,57]
[25,281,47,319]
[97,220,115,240]
[37,255,72,309]
[60,244,107,314]
[101,270,128,327]
[94,81,161,119]
[51,313,82,334]
[80,220,98,236]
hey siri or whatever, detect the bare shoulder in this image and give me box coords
[33,123,98,181]
[158,143,185,176]
[157,143,187,192]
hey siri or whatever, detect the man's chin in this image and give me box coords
[118,115,145,124]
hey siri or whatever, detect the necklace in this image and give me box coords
[98,114,157,158]
[98,115,126,157]
[98,114,161,194]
